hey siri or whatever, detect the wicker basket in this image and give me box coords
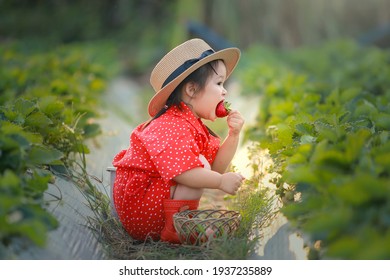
[173,209,241,245]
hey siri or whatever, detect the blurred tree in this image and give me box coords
[1,0,389,48]
[205,0,390,48]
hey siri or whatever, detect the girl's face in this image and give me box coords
[187,61,228,121]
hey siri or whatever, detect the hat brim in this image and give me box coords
[148,47,240,117]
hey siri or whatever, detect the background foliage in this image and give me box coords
[1,0,389,73]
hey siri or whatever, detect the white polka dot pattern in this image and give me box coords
[112,103,220,240]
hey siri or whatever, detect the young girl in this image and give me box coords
[112,38,245,244]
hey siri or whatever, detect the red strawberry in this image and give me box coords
[215,100,231,118]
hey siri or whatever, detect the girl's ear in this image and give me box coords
[184,82,196,98]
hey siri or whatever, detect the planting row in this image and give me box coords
[0,41,118,257]
[237,40,390,259]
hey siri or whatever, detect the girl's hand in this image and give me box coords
[218,172,245,195]
[227,110,245,136]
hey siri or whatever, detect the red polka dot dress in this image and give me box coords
[112,103,220,241]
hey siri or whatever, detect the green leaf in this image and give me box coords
[297,143,313,157]
[73,143,90,154]
[295,123,316,136]
[287,153,307,164]
[0,120,24,134]
[353,99,378,119]
[332,179,370,206]
[283,165,319,185]
[0,170,21,196]
[300,134,316,144]
[314,149,350,169]
[26,145,63,166]
[338,111,351,123]
[24,111,53,129]
[311,140,350,169]
[276,123,294,146]
[25,173,51,197]
[9,133,30,149]
[345,128,371,163]
[11,212,56,247]
[326,235,361,259]
[0,137,24,171]
[374,152,390,174]
[0,196,22,216]
[315,122,339,143]
[19,131,43,145]
[340,87,361,103]
[374,112,390,130]
[1,108,25,124]
[83,123,101,138]
[50,79,69,94]
[378,131,389,145]
[302,206,353,241]
[38,96,65,117]
[14,99,36,117]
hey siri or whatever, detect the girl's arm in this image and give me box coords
[212,133,240,173]
[174,167,244,195]
[212,110,245,173]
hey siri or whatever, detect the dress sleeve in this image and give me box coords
[141,124,204,183]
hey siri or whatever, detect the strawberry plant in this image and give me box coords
[238,40,390,259]
[0,41,119,258]
[0,117,61,252]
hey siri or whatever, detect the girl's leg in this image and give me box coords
[170,155,210,200]
[161,155,210,243]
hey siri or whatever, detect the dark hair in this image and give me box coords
[142,60,221,137]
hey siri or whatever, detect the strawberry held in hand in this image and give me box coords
[215,100,231,118]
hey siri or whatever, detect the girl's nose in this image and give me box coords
[222,87,228,96]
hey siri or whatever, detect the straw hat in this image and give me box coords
[148,38,241,117]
